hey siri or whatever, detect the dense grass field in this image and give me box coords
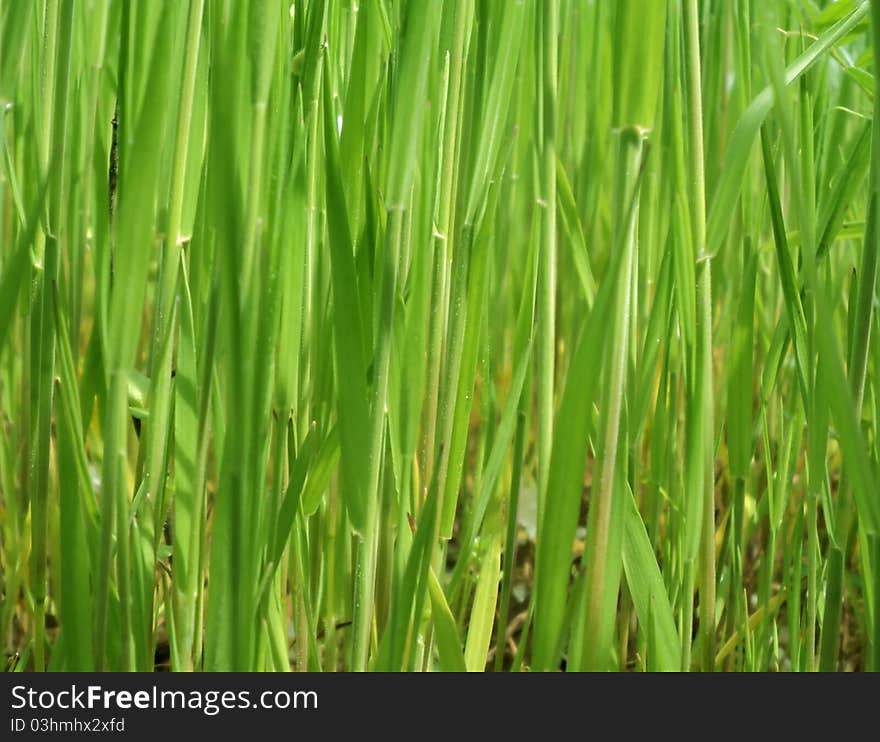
[1,0,879,672]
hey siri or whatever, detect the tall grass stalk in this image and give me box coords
[535,0,558,519]
[682,0,716,672]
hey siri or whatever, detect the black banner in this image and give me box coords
[1,672,876,737]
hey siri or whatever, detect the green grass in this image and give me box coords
[1,0,879,672]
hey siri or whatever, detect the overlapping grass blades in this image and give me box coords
[1,0,879,673]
